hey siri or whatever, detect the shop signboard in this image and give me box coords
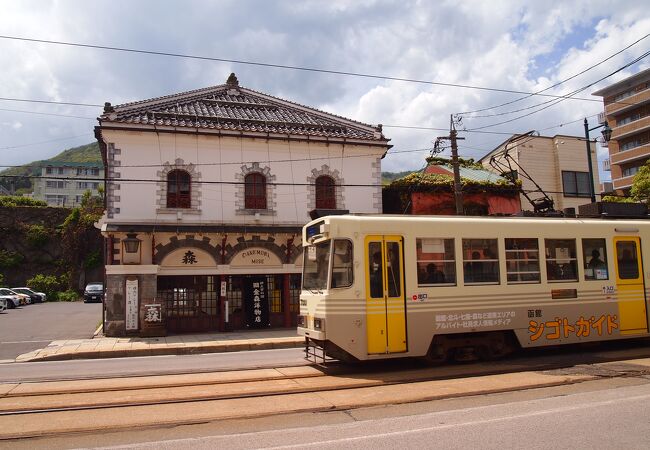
[243,276,270,328]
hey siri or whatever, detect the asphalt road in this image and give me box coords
[0,301,102,361]
[6,368,650,449]
[0,348,308,383]
[121,381,650,450]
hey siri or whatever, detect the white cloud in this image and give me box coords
[0,0,646,178]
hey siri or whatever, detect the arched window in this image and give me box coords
[167,170,191,208]
[315,175,336,209]
[245,173,267,209]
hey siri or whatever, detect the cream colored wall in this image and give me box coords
[484,136,599,212]
[102,130,384,226]
[515,139,559,210]
[552,137,600,210]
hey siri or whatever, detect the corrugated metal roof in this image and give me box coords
[434,164,507,183]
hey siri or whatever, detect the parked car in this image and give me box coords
[12,287,43,304]
[83,282,104,303]
[0,289,22,309]
[0,297,6,313]
[6,288,31,305]
[28,287,47,302]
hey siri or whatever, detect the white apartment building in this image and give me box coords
[33,162,104,207]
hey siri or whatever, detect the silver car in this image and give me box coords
[0,289,22,309]
[0,297,6,313]
[0,288,32,305]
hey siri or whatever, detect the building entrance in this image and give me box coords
[157,275,219,333]
[157,274,301,333]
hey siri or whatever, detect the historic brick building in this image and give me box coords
[95,74,389,336]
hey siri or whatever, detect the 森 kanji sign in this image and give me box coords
[243,276,270,328]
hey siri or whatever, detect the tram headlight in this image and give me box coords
[298,315,307,327]
[313,318,324,331]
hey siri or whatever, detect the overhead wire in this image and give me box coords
[464,50,650,131]
[6,173,608,199]
[0,146,434,169]
[0,34,619,105]
[456,33,650,116]
[460,49,650,120]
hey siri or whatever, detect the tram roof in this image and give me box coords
[311,213,650,225]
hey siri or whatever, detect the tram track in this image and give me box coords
[3,344,650,440]
[2,350,649,417]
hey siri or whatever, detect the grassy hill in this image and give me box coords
[381,170,413,185]
[0,142,101,193]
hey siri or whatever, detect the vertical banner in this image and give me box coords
[243,276,270,328]
[125,279,138,331]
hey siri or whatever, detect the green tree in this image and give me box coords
[61,191,104,290]
[630,160,650,202]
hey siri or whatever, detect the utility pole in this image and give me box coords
[449,114,464,215]
[435,115,465,215]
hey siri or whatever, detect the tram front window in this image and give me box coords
[331,240,353,288]
[303,241,331,291]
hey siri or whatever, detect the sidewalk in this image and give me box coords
[15,328,304,362]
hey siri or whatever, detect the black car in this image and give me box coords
[83,282,104,303]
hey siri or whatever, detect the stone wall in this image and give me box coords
[0,206,103,287]
[105,273,157,337]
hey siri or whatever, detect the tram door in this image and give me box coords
[365,236,407,354]
[614,237,648,335]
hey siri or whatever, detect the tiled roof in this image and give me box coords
[99,73,387,142]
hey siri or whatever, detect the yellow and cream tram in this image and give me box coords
[297,214,650,362]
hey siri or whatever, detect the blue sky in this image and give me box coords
[0,0,648,181]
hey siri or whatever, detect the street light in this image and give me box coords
[583,118,612,203]
[123,232,141,254]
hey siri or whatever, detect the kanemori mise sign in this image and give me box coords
[231,248,283,267]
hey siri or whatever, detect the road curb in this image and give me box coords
[15,337,305,362]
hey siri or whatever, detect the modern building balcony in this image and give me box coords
[611,115,650,140]
[612,174,635,191]
[605,88,650,116]
[610,142,650,166]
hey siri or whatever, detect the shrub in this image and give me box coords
[83,250,101,269]
[601,195,635,203]
[57,290,79,302]
[0,273,4,287]
[0,250,23,268]
[26,274,63,300]
[0,196,47,207]
[25,224,50,247]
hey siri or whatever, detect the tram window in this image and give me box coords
[386,242,401,297]
[616,241,639,279]
[505,238,540,284]
[331,240,353,288]
[368,242,383,298]
[416,238,456,286]
[582,239,609,280]
[462,239,499,284]
[303,241,331,291]
[545,239,578,282]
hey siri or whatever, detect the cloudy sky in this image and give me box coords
[1,0,649,178]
